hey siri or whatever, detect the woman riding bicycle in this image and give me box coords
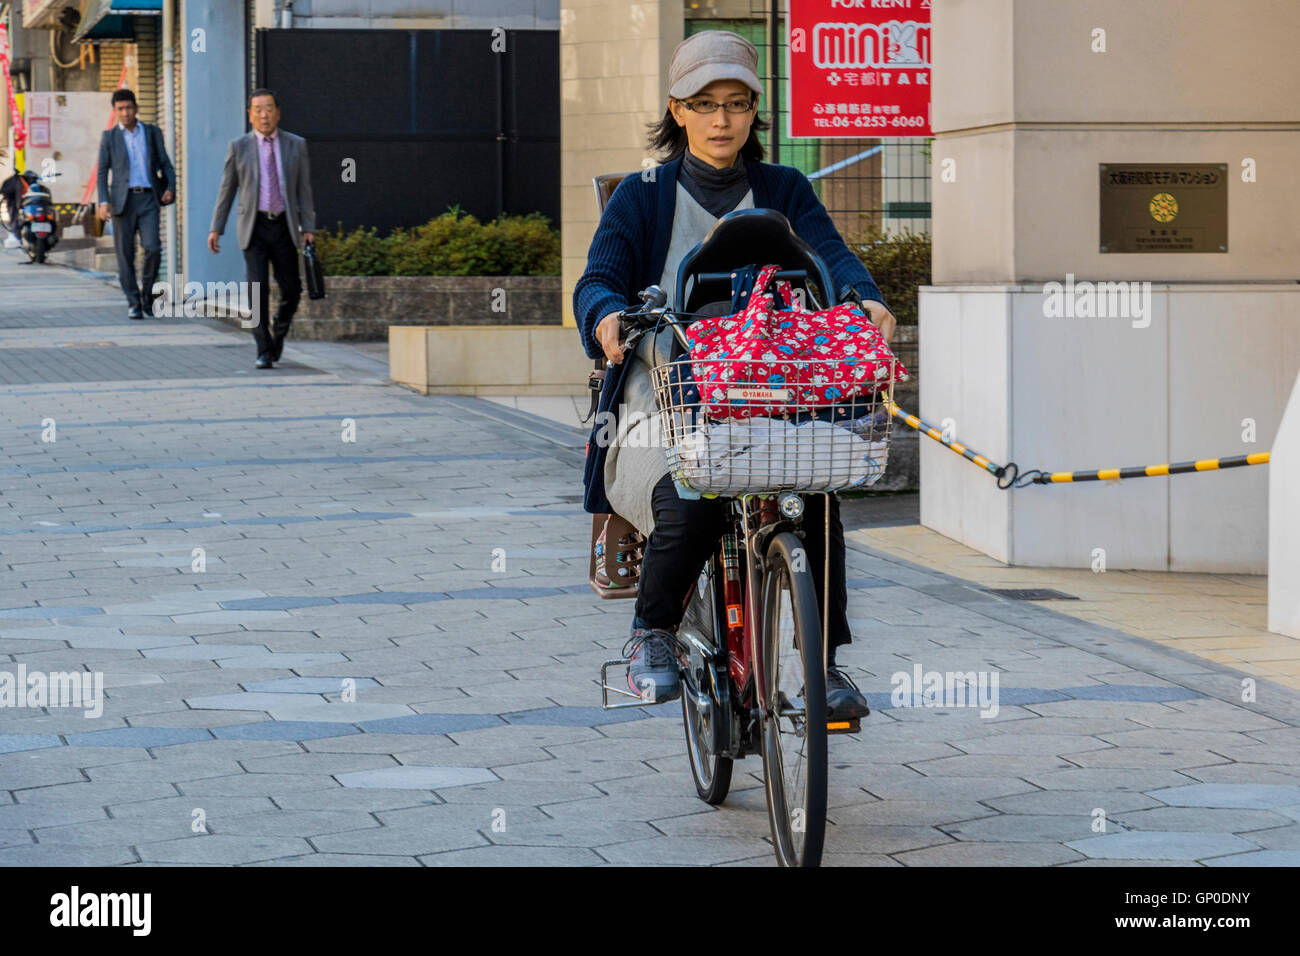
[574,30,897,722]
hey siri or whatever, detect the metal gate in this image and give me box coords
[256,28,559,234]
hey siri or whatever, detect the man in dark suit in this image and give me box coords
[96,89,175,319]
[208,88,316,369]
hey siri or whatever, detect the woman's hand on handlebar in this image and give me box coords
[596,311,626,365]
[858,299,898,346]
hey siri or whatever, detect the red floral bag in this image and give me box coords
[685,264,909,420]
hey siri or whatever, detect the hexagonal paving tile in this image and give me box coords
[335,766,498,790]
[1065,830,1258,861]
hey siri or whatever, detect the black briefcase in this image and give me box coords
[301,240,326,300]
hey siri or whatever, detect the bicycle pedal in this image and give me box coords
[826,718,861,734]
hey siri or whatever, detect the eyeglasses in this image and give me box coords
[681,98,755,114]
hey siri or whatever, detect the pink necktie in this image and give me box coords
[263,137,284,213]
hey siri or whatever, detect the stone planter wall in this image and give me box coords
[390,325,589,396]
[265,274,562,341]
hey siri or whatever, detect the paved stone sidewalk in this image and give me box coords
[1,251,1298,866]
[850,524,1300,691]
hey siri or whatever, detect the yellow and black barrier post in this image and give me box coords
[881,397,1271,490]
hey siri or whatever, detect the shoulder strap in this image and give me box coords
[583,358,605,424]
[729,264,760,312]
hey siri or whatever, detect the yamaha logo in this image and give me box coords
[726,387,793,402]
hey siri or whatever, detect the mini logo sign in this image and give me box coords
[726,387,793,403]
[811,20,930,70]
[789,1,932,138]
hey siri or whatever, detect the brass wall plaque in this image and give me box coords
[1099,164,1228,253]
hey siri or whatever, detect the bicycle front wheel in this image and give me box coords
[758,531,827,867]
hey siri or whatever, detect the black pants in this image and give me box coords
[633,472,852,648]
[243,213,301,357]
[112,190,161,310]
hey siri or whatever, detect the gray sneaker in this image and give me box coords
[623,627,682,703]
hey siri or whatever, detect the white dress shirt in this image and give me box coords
[118,121,150,189]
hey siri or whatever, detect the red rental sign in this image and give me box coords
[788,0,932,139]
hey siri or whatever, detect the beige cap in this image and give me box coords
[667,30,763,100]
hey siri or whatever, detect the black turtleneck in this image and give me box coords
[678,150,750,218]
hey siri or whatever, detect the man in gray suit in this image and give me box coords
[208,88,316,369]
[96,89,175,319]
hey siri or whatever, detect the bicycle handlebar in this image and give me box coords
[618,288,690,354]
[695,269,808,286]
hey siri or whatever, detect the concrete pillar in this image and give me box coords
[181,0,247,287]
[560,0,682,326]
[920,0,1300,573]
[1269,370,1300,638]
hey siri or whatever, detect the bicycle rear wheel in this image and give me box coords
[758,531,827,867]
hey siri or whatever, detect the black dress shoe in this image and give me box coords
[256,354,273,369]
[825,665,870,721]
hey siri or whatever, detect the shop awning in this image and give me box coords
[72,0,162,44]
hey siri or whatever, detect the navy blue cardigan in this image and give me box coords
[574,155,889,515]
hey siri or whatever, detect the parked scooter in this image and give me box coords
[17,170,61,264]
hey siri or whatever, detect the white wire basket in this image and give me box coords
[649,356,897,496]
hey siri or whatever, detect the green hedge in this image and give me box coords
[314,224,389,276]
[313,211,926,319]
[848,228,931,326]
[315,208,561,277]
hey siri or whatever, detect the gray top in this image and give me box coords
[605,183,753,535]
[659,183,754,309]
